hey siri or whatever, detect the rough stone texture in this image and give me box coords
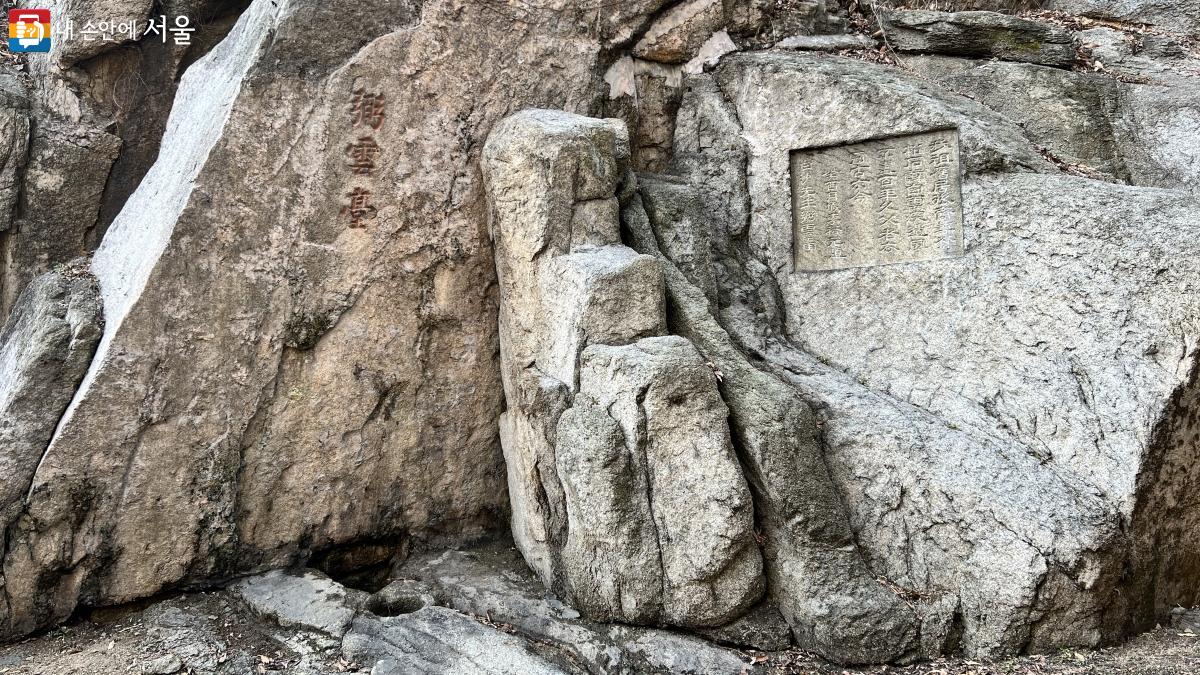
[1,1,251,321]
[660,48,1200,658]
[789,129,964,271]
[9,571,1200,674]
[633,0,726,64]
[774,174,1200,655]
[623,190,925,666]
[907,50,1200,193]
[231,569,365,638]
[878,0,1046,9]
[691,603,793,652]
[483,108,762,629]
[20,0,156,66]
[694,51,1052,273]
[142,653,184,674]
[398,545,762,674]
[85,1,255,240]
[636,175,718,300]
[726,0,835,49]
[0,70,29,237]
[344,607,571,675]
[881,10,1079,68]
[229,565,586,674]
[109,558,785,674]
[0,264,102,534]
[1111,74,1200,194]
[367,579,438,617]
[602,58,684,172]
[0,0,1195,665]
[0,0,688,642]
[0,121,121,317]
[1077,27,1198,80]
[908,56,1130,180]
[574,337,764,625]
[1047,0,1200,36]
[777,33,875,51]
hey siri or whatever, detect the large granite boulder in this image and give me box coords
[651,49,1200,657]
[622,196,929,664]
[0,0,680,642]
[0,0,1196,666]
[484,106,934,663]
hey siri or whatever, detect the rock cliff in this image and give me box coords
[0,0,1197,670]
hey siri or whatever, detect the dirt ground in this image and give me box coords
[0,590,1197,674]
[0,592,347,675]
[766,622,1200,674]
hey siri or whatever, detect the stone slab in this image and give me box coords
[790,129,964,272]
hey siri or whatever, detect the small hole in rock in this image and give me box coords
[310,537,408,593]
[366,594,428,617]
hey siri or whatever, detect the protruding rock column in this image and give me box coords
[483,109,763,628]
[622,193,925,665]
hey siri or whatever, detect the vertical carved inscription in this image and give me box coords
[790,129,963,272]
[341,85,388,229]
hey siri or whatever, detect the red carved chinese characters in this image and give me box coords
[342,187,376,229]
[346,136,380,176]
[343,86,387,229]
[350,89,386,130]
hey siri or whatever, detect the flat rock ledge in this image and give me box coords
[881,10,1079,67]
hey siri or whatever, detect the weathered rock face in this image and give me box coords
[1,0,251,319]
[633,0,726,64]
[651,48,1200,657]
[908,57,1128,179]
[623,187,930,665]
[484,107,946,664]
[0,72,29,237]
[0,0,1197,665]
[572,337,763,624]
[1077,26,1196,79]
[0,72,32,318]
[1047,0,1200,35]
[0,121,120,317]
[27,0,155,66]
[907,47,1200,193]
[483,109,763,629]
[881,10,1079,68]
[882,1,1200,40]
[397,545,768,674]
[0,263,102,533]
[0,0,689,642]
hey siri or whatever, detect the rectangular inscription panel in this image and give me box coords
[790,129,963,272]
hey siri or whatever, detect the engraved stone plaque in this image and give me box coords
[790,129,963,272]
